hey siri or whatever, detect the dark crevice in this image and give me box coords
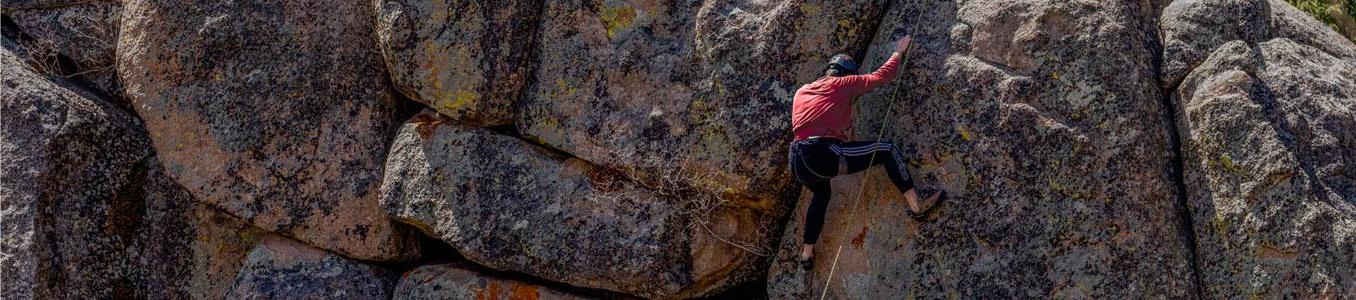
[486,122,581,162]
[848,0,895,63]
[1160,91,1205,300]
[390,86,427,125]
[1142,7,1206,299]
[507,0,547,136]
[699,272,769,300]
[2,0,105,12]
[2,14,129,113]
[2,14,28,41]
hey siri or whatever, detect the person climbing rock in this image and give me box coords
[787,35,945,263]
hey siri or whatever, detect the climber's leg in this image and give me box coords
[831,141,941,214]
[788,137,849,262]
[800,181,832,261]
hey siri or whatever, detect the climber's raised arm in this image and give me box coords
[836,36,911,96]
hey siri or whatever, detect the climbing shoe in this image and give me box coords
[908,190,946,220]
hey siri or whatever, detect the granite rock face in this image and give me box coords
[381,111,780,298]
[375,0,542,126]
[2,0,122,95]
[1,43,267,297]
[116,0,420,261]
[226,235,399,299]
[393,263,591,300]
[0,38,150,299]
[767,0,1196,298]
[6,0,1356,298]
[1163,1,1356,297]
[518,0,886,204]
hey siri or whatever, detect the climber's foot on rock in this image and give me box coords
[909,190,945,219]
[798,244,814,266]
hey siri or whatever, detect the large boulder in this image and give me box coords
[116,0,420,261]
[393,263,591,300]
[1,38,151,299]
[1163,1,1356,297]
[767,0,1196,298]
[1159,0,1356,87]
[226,235,399,299]
[518,0,887,204]
[2,40,270,298]
[1173,39,1355,299]
[374,0,541,126]
[381,111,782,298]
[2,0,122,95]
[127,157,269,299]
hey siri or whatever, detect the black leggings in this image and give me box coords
[788,138,914,245]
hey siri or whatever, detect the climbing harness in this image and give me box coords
[794,139,850,181]
[818,21,923,300]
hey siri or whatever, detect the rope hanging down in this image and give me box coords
[818,19,923,300]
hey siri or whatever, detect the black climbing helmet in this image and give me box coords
[827,54,859,75]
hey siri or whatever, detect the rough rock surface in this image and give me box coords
[381,111,779,298]
[1159,0,1356,86]
[767,1,1196,298]
[1163,1,1356,297]
[127,157,269,299]
[518,0,886,203]
[393,263,591,300]
[1,38,150,299]
[3,1,122,95]
[226,235,398,299]
[116,0,420,261]
[375,0,541,126]
[6,0,1356,298]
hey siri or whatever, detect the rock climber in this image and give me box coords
[788,35,946,263]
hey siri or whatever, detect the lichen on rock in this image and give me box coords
[1163,0,1356,295]
[116,0,420,262]
[375,0,542,126]
[381,110,782,298]
[1,37,150,299]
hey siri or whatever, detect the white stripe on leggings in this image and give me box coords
[829,143,893,156]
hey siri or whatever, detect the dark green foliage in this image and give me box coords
[1286,0,1356,41]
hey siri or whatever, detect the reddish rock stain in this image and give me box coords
[508,282,540,300]
[851,226,869,249]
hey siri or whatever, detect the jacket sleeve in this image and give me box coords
[841,53,902,96]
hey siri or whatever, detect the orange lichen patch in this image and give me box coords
[851,225,869,249]
[477,281,502,300]
[508,282,540,300]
